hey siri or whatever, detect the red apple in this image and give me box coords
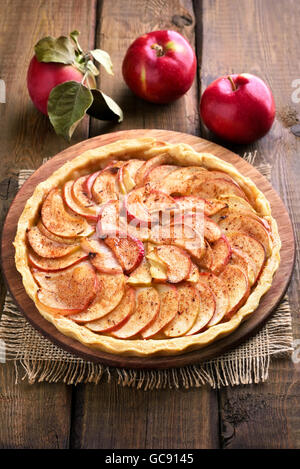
[122,30,196,104]
[200,73,275,144]
[27,56,85,115]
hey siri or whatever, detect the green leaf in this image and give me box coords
[90,49,114,75]
[69,30,83,53]
[87,89,123,122]
[86,59,99,77]
[35,35,75,64]
[48,81,93,140]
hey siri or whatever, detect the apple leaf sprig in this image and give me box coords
[35,30,123,140]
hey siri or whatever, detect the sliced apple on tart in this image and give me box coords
[127,256,152,286]
[141,284,179,339]
[218,212,272,256]
[188,178,248,200]
[209,235,232,274]
[111,287,160,339]
[186,281,216,335]
[70,272,126,323]
[155,244,191,283]
[198,272,229,326]
[86,286,136,333]
[226,232,266,283]
[29,248,88,272]
[135,153,171,187]
[163,283,200,337]
[41,188,94,238]
[80,238,122,274]
[92,162,123,204]
[104,232,145,274]
[173,196,227,217]
[219,265,250,319]
[34,262,97,316]
[27,226,79,258]
[149,222,204,263]
[118,159,145,193]
[63,181,99,221]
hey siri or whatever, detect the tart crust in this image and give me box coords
[14,138,281,357]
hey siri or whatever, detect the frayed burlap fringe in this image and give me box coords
[0,153,294,389]
[0,292,293,389]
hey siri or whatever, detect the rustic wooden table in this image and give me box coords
[0,0,299,449]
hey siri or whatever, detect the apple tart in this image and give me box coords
[14,138,281,356]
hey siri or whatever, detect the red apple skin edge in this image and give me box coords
[122,30,197,104]
[27,56,84,115]
[200,73,275,144]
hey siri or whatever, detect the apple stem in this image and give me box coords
[227,75,237,91]
[151,43,164,57]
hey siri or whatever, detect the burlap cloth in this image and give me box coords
[0,153,294,389]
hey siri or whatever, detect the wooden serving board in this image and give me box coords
[1,130,295,369]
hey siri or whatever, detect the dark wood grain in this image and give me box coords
[0,0,96,449]
[2,129,294,368]
[196,0,300,449]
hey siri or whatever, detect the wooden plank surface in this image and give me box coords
[70,0,220,449]
[196,0,300,449]
[0,0,96,449]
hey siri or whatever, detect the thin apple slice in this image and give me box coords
[41,188,94,238]
[125,187,176,225]
[188,177,248,200]
[149,223,204,262]
[104,232,144,274]
[86,286,135,333]
[204,216,222,242]
[35,262,97,315]
[37,221,79,246]
[85,170,101,200]
[163,283,200,337]
[92,164,122,204]
[63,181,99,221]
[226,232,266,283]
[144,165,178,187]
[97,200,122,236]
[157,166,209,196]
[29,248,88,272]
[197,240,213,270]
[27,226,79,258]
[135,154,171,187]
[146,251,168,282]
[111,287,160,339]
[72,176,98,209]
[155,245,191,283]
[218,213,272,256]
[173,196,227,217]
[127,256,152,286]
[173,213,221,242]
[80,238,122,274]
[210,235,232,274]
[186,282,216,335]
[229,247,256,286]
[219,194,255,213]
[70,272,126,323]
[219,265,250,320]
[186,262,201,283]
[141,284,179,339]
[118,159,144,193]
[124,187,151,224]
[198,272,229,326]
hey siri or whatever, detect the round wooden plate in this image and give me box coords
[1,130,295,369]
